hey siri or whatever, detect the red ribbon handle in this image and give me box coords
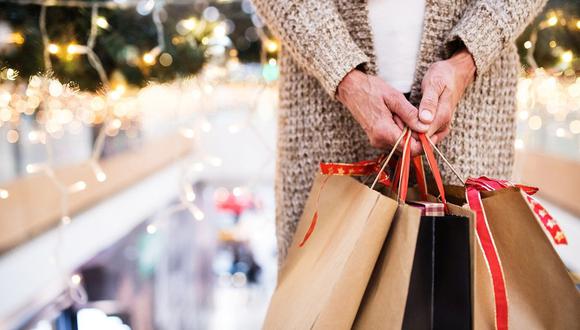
[418,133,447,208]
[395,132,447,209]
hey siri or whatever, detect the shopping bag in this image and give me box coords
[401,212,472,329]
[262,172,399,329]
[354,132,474,330]
[464,178,580,329]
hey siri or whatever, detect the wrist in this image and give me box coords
[449,47,476,85]
[337,69,366,103]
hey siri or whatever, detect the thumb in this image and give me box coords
[419,83,443,124]
[385,94,429,133]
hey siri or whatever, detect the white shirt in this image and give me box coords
[368,0,426,93]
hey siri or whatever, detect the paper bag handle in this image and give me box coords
[394,133,448,208]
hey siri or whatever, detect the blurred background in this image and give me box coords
[0,0,578,329]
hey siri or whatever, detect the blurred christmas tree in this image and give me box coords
[517,0,579,75]
[0,0,263,91]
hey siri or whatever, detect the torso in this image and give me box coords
[367,0,426,93]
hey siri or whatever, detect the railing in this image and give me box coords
[0,133,193,254]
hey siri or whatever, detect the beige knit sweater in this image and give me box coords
[252,0,547,263]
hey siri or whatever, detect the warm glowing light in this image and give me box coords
[184,184,196,202]
[4,68,17,80]
[213,23,227,37]
[549,40,557,48]
[0,189,9,199]
[547,15,558,26]
[518,110,529,120]
[159,53,173,67]
[0,91,10,107]
[143,52,156,65]
[180,128,195,139]
[188,205,205,221]
[232,186,244,196]
[0,108,11,122]
[28,130,45,144]
[109,84,126,100]
[556,128,566,138]
[69,180,87,193]
[561,50,573,63]
[96,16,109,29]
[523,41,532,49]
[528,116,542,130]
[10,32,25,45]
[48,43,60,54]
[96,171,107,182]
[61,216,71,225]
[6,129,19,143]
[26,163,44,174]
[264,40,278,53]
[514,138,525,150]
[49,80,64,97]
[71,274,82,285]
[576,20,580,29]
[109,118,122,130]
[182,17,198,31]
[146,224,157,234]
[67,43,84,54]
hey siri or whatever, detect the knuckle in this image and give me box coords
[429,75,446,89]
[421,96,437,108]
[386,92,403,108]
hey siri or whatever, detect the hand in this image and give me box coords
[337,69,429,155]
[418,48,476,144]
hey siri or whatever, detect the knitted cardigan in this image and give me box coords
[252,0,547,264]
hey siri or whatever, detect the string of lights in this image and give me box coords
[522,10,578,71]
[0,0,282,313]
[515,9,580,152]
[2,0,199,9]
[0,0,175,308]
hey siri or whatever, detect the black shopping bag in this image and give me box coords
[401,213,472,330]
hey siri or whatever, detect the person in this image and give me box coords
[251,0,547,264]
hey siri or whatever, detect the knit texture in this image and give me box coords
[252,0,547,264]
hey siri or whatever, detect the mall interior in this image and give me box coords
[0,0,578,329]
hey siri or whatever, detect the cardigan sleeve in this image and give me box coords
[446,0,548,76]
[251,0,369,97]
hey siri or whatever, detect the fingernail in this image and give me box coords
[420,110,433,122]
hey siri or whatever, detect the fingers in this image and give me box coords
[409,138,423,157]
[427,88,454,136]
[367,115,404,150]
[430,125,451,145]
[384,94,430,133]
[419,78,444,125]
[393,115,405,131]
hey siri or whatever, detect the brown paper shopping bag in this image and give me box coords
[353,203,422,329]
[263,173,399,329]
[467,184,580,329]
[354,132,475,330]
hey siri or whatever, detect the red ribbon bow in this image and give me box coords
[319,157,392,186]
